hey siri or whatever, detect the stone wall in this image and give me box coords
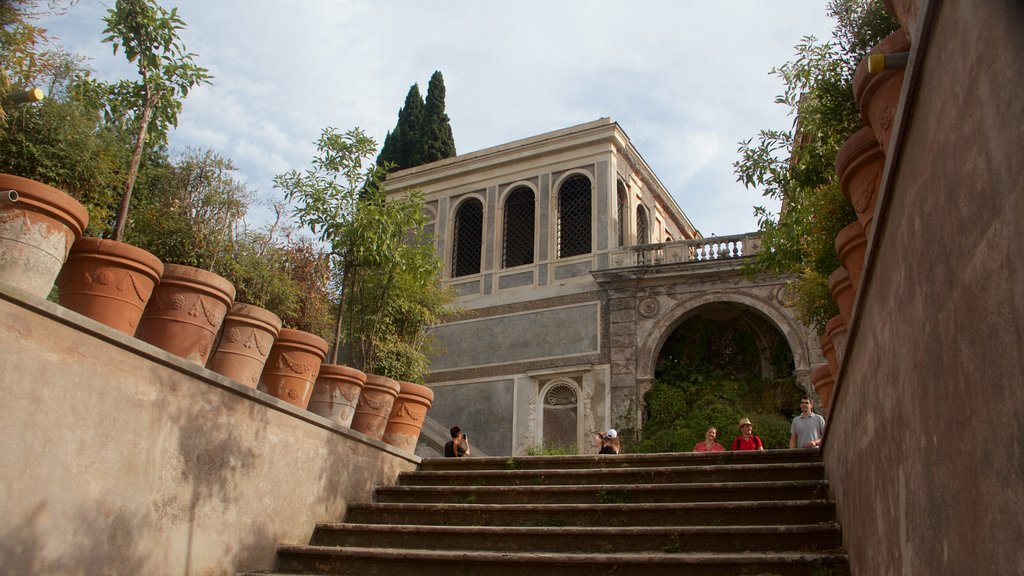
[823,1,1024,574]
[0,286,418,575]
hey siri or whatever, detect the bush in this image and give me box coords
[635,368,803,453]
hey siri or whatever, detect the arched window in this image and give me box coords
[502,186,535,268]
[557,175,591,258]
[636,205,650,245]
[451,198,483,277]
[616,182,627,248]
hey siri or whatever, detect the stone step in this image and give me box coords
[376,479,829,505]
[344,499,837,527]
[399,461,825,486]
[263,546,850,576]
[308,522,843,554]
[416,448,822,472]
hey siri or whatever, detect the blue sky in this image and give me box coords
[40,1,835,236]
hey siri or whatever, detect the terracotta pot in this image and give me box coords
[208,303,282,388]
[349,374,400,441]
[811,364,835,413]
[136,264,235,364]
[853,30,912,156]
[836,127,885,236]
[828,267,855,325]
[308,364,367,427]
[0,174,89,298]
[820,331,838,381]
[825,315,848,365]
[56,237,164,336]
[883,0,917,42]
[259,328,328,409]
[383,381,435,452]
[835,222,868,289]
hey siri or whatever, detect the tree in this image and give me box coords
[734,0,897,331]
[277,127,452,379]
[376,71,457,172]
[416,70,456,164]
[0,1,69,121]
[101,0,211,241]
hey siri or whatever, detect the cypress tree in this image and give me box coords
[376,72,457,171]
[417,70,457,164]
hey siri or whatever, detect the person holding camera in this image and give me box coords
[444,426,471,457]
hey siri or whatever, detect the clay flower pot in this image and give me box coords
[207,303,282,388]
[835,222,868,289]
[349,374,401,441]
[0,174,89,298]
[853,29,912,156]
[56,237,164,336]
[383,381,435,452]
[820,331,838,381]
[828,267,855,325]
[259,328,328,409]
[883,0,917,42]
[811,364,835,413]
[136,264,235,365]
[308,364,367,427]
[836,127,885,236]
[825,315,848,365]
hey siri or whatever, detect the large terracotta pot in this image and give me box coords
[0,174,89,298]
[308,364,367,427]
[883,0,917,42]
[136,264,235,364]
[836,127,885,236]
[811,364,835,413]
[259,328,328,409]
[820,331,838,381]
[835,221,868,289]
[853,29,912,156]
[349,374,400,441]
[828,267,855,325]
[825,314,848,365]
[383,381,435,452]
[208,303,282,388]
[56,237,164,336]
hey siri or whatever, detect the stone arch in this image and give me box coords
[636,290,812,384]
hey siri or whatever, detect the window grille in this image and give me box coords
[452,198,483,277]
[502,187,535,268]
[557,175,592,258]
[636,205,650,245]
[616,184,627,247]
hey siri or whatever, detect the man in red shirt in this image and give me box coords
[731,417,764,451]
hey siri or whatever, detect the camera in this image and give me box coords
[462,433,468,439]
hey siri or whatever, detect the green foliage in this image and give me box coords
[734,0,897,332]
[377,71,456,171]
[0,1,71,121]
[635,367,801,453]
[276,127,453,378]
[127,148,251,269]
[101,0,212,240]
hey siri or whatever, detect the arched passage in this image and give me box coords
[637,291,812,383]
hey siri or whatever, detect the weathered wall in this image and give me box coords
[824,1,1024,574]
[0,286,418,575]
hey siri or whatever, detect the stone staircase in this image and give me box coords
[240,449,848,576]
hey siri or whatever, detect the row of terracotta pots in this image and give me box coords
[0,172,433,451]
[815,24,913,412]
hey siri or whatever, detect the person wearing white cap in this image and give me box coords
[594,429,621,454]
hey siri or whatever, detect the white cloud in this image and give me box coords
[39,0,834,234]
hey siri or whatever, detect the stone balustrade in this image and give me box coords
[605,232,762,269]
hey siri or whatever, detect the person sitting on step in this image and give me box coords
[693,426,725,452]
[594,429,621,454]
[444,426,471,457]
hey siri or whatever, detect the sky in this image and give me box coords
[39,1,836,237]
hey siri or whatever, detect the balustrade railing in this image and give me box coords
[605,232,762,269]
